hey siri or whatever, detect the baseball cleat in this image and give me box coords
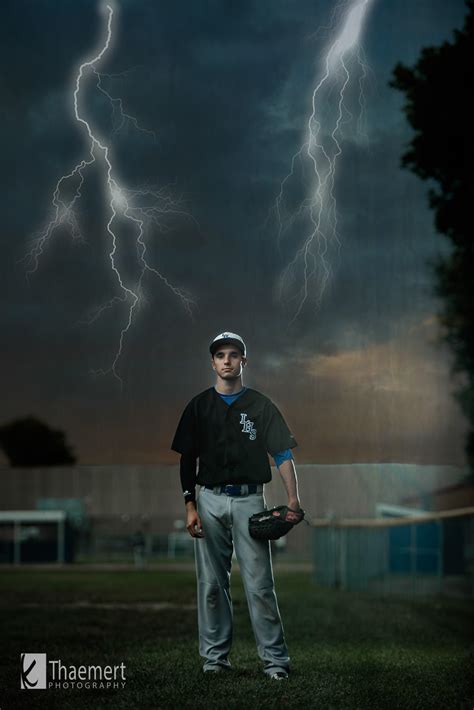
[203,665,231,674]
[269,671,289,680]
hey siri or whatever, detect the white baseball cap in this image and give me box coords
[209,331,246,357]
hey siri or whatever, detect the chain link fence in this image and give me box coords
[312,507,474,597]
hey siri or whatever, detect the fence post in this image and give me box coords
[57,518,65,564]
[333,524,340,589]
[13,521,21,565]
[411,523,416,596]
[340,527,347,590]
[437,519,443,595]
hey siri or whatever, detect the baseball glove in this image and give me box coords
[248,505,305,540]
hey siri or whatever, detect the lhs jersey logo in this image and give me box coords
[240,413,256,440]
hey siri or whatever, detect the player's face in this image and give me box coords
[212,346,247,380]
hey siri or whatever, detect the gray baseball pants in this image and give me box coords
[194,485,290,675]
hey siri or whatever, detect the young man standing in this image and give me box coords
[171,331,302,680]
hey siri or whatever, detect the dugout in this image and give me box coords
[0,510,76,564]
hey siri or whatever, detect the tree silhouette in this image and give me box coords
[0,416,76,466]
[390,2,474,476]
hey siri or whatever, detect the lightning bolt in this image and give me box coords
[271,0,374,323]
[24,2,196,388]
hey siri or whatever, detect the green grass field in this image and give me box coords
[1,568,473,709]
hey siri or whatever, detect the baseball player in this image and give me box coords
[171,331,302,680]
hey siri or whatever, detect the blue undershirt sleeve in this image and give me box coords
[273,449,293,468]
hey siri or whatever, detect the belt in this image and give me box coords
[203,484,263,496]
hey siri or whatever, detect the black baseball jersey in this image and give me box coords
[171,387,297,487]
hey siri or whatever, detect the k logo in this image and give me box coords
[20,653,47,690]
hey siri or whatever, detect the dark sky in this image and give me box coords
[0,0,469,465]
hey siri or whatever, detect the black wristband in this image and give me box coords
[180,453,197,506]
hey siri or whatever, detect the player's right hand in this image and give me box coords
[186,509,204,538]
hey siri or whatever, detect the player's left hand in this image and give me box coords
[285,505,305,525]
[288,500,303,515]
